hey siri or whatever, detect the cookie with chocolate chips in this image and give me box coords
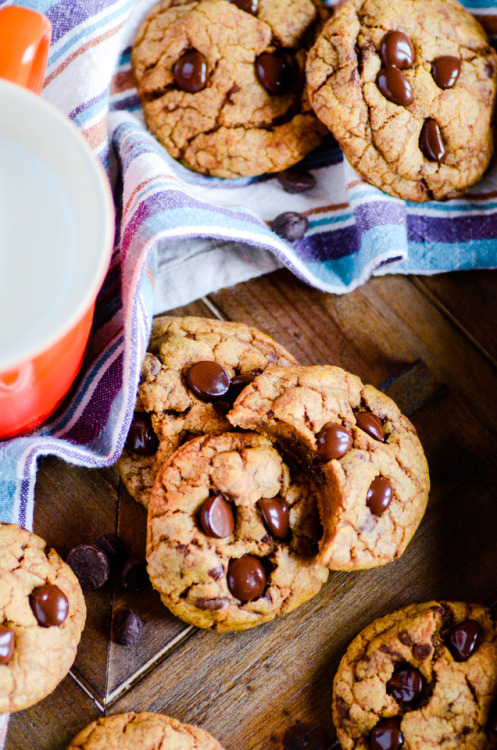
[0,523,86,713]
[67,712,226,749]
[228,365,430,570]
[332,601,497,749]
[131,0,328,177]
[117,315,298,509]
[306,0,497,201]
[146,431,328,630]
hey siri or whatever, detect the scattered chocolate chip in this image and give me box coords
[125,412,159,456]
[387,664,425,706]
[227,555,266,602]
[121,559,149,592]
[448,619,484,661]
[420,119,446,163]
[195,597,229,610]
[30,584,69,627]
[380,31,414,69]
[255,52,293,95]
[186,361,230,401]
[316,422,353,462]
[94,534,127,571]
[355,412,385,442]
[487,698,497,734]
[258,496,290,540]
[367,476,393,516]
[272,212,308,242]
[377,66,413,106]
[112,608,143,645]
[369,717,404,750]
[0,625,14,665]
[231,0,258,13]
[199,494,235,538]
[431,56,460,89]
[277,169,316,194]
[226,371,258,401]
[66,544,111,589]
[283,721,330,750]
[173,49,207,93]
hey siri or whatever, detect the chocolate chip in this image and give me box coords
[226,371,258,402]
[355,412,385,442]
[369,717,404,750]
[199,494,235,538]
[387,664,425,706]
[272,212,308,242]
[413,643,432,660]
[258,497,290,540]
[231,0,258,13]
[186,361,230,401]
[377,66,413,106]
[420,119,446,163]
[448,619,484,661]
[112,608,143,645]
[283,721,330,750]
[487,699,497,734]
[30,584,69,627]
[486,61,495,78]
[227,555,266,602]
[208,565,225,580]
[277,169,316,194]
[380,31,414,69]
[195,597,229,610]
[173,49,207,93]
[367,476,393,516]
[431,56,460,89]
[125,412,159,456]
[66,544,111,589]
[0,625,14,665]
[316,422,353,462]
[121,559,149,592]
[94,534,127,571]
[255,52,293,95]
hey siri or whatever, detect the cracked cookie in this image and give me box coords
[306,0,497,201]
[332,601,497,749]
[0,523,86,713]
[131,0,328,177]
[228,365,430,570]
[68,712,225,749]
[117,315,298,509]
[147,431,328,631]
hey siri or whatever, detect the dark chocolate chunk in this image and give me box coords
[0,625,14,665]
[227,555,266,602]
[431,56,460,89]
[316,422,353,462]
[121,559,149,592]
[448,619,484,661]
[30,584,69,627]
[195,597,229,610]
[199,494,235,538]
[208,565,225,580]
[186,361,230,401]
[255,52,293,95]
[66,544,111,589]
[355,412,385,441]
[387,664,425,706]
[112,608,143,646]
[272,212,308,241]
[94,534,127,570]
[231,0,258,13]
[226,371,258,402]
[125,412,159,456]
[413,643,432,660]
[420,119,446,162]
[173,49,207,93]
[369,717,404,750]
[377,66,413,106]
[366,476,393,516]
[258,496,290,540]
[380,31,414,69]
[277,169,316,194]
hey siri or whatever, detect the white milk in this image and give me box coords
[0,136,79,362]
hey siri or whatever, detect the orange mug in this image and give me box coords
[0,6,114,439]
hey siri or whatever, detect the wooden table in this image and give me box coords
[8,268,497,750]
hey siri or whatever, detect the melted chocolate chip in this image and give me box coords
[448,619,484,661]
[380,31,414,69]
[231,0,258,13]
[173,49,207,93]
[255,52,294,95]
[355,412,385,442]
[30,584,69,627]
[199,494,235,538]
[277,169,316,194]
[258,497,290,540]
[226,372,257,402]
[367,476,393,516]
[112,608,143,645]
[125,412,159,456]
[377,67,413,106]
[272,212,308,241]
[316,422,353,462]
[420,119,446,162]
[0,625,14,665]
[369,718,404,750]
[431,56,460,89]
[387,665,425,706]
[227,555,266,602]
[195,597,229,610]
[66,544,111,590]
[186,361,230,401]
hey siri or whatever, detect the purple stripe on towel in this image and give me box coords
[354,200,406,232]
[408,212,497,242]
[294,226,360,262]
[47,0,111,43]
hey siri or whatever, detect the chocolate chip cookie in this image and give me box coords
[117,315,298,509]
[147,431,328,630]
[306,0,497,201]
[131,0,327,177]
[332,601,497,749]
[228,365,430,570]
[67,712,225,749]
[0,523,86,713]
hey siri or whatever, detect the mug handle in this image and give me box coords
[0,5,51,95]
